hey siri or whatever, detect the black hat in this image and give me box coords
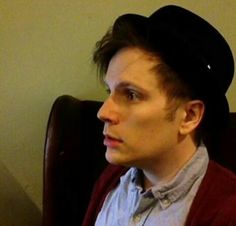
[114,5,234,132]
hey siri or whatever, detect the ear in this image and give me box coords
[179,100,205,135]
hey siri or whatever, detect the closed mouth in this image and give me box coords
[103,134,123,148]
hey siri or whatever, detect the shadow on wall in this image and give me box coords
[0,161,41,226]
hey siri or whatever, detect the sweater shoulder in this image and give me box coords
[186,161,236,225]
[207,161,236,187]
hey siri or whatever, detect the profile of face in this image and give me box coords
[97,47,189,170]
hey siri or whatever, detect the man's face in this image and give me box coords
[97,47,183,170]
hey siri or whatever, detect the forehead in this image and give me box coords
[105,47,161,88]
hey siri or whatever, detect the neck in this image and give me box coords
[142,136,198,190]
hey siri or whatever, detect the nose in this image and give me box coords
[97,97,119,124]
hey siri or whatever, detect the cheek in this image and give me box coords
[126,114,164,140]
[125,114,178,148]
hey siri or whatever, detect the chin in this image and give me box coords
[105,150,135,167]
[105,153,123,166]
[105,149,128,166]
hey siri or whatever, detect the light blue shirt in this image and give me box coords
[95,145,209,226]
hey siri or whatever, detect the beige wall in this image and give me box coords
[0,0,235,224]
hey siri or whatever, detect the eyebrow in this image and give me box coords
[105,80,149,94]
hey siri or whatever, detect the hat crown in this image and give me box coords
[148,5,234,94]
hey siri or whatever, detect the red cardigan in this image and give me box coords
[83,161,236,226]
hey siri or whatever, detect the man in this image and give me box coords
[83,5,236,226]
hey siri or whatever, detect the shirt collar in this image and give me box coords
[130,144,209,209]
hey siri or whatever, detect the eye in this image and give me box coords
[125,89,139,101]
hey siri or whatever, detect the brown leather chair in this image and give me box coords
[43,95,236,226]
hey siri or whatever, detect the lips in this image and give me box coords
[103,134,123,148]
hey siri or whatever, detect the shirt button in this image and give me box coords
[134,214,142,223]
[162,198,170,205]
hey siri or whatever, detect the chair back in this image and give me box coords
[43,95,106,226]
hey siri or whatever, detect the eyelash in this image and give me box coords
[105,88,111,94]
[124,89,139,101]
